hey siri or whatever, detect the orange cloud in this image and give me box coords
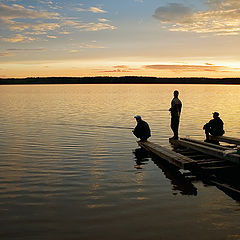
[113,65,129,69]
[144,64,234,73]
[1,34,35,43]
[98,65,139,73]
[101,69,132,73]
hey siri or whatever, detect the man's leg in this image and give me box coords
[204,124,211,141]
[171,116,179,139]
[205,129,210,141]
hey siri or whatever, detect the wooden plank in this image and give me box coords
[186,154,210,159]
[210,135,240,145]
[196,158,219,162]
[210,180,240,195]
[175,150,197,154]
[170,139,240,164]
[201,165,235,170]
[181,137,231,150]
[196,160,227,165]
[138,141,197,170]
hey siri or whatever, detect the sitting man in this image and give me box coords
[133,115,151,141]
[203,112,225,142]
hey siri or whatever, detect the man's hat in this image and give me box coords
[134,115,141,119]
[212,112,219,116]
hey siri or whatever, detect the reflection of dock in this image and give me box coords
[138,136,240,200]
[133,148,197,196]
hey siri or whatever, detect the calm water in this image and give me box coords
[0,84,240,240]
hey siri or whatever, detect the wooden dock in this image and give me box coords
[138,139,237,172]
[138,141,197,170]
[137,136,240,199]
[170,137,240,164]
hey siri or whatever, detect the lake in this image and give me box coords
[0,84,240,240]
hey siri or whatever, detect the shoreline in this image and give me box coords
[1,76,240,85]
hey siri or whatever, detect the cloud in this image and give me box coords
[59,31,70,35]
[204,62,215,66]
[0,3,59,21]
[74,22,116,31]
[7,48,47,51]
[76,6,107,13]
[0,34,35,43]
[100,69,132,73]
[144,64,233,72]
[153,0,240,35]
[47,35,57,39]
[0,3,60,36]
[69,42,105,50]
[98,18,109,22]
[76,7,87,12]
[153,3,192,23]
[69,50,79,53]
[0,2,116,42]
[88,7,106,13]
[114,65,129,69]
[63,19,116,31]
[0,48,47,57]
[9,22,60,32]
[0,52,13,57]
[79,43,105,49]
[99,65,138,73]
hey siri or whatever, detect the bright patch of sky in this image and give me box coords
[1,0,240,78]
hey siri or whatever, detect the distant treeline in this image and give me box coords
[1,76,240,85]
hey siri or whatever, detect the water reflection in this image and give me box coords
[1,84,240,240]
[152,156,197,196]
[133,148,197,196]
[133,148,150,169]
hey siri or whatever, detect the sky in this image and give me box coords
[1,0,240,78]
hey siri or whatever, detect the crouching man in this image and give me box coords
[133,115,151,142]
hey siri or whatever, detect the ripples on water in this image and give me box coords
[0,84,240,240]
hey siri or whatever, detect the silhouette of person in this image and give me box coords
[169,90,182,140]
[203,112,225,142]
[132,115,151,141]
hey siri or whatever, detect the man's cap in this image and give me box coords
[212,112,219,116]
[134,115,141,119]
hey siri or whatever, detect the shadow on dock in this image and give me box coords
[133,148,198,196]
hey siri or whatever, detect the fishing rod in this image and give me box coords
[149,109,169,112]
[56,123,133,130]
[56,110,170,130]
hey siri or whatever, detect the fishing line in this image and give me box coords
[56,123,133,130]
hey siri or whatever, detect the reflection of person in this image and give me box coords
[169,90,182,140]
[203,112,225,142]
[132,115,151,141]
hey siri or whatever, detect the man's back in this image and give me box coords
[209,117,224,135]
[170,97,182,117]
[133,120,151,139]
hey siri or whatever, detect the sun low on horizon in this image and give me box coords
[1,0,240,79]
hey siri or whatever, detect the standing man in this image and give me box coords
[169,90,182,140]
[133,115,151,141]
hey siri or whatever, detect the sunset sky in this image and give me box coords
[1,0,240,78]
